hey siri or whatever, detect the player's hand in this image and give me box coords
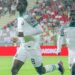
[12,37,18,46]
[58,52,61,56]
[12,37,18,43]
[56,51,61,56]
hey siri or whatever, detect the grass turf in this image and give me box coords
[0,56,71,75]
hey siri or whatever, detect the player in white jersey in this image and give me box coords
[57,1,75,74]
[56,21,67,55]
[11,0,64,75]
[64,3,75,74]
[65,21,75,75]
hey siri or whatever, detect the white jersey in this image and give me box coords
[15,13,43,63]
[65,27,75,50]
[17,13,43,36]
[17,13,43,49]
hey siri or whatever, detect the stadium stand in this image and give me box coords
[0,0,72,56]
[0,0,69,46]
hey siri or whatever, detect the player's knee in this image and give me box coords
[11,66,18,75]
[35,64,46,74]
[72,63,75,75]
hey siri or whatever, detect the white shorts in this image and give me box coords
[14,42,42,67]
[65,27,75,50]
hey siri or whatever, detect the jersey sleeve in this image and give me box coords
[24,14,43,35]
[33,24,43,35]
[24,14,39,27]
[17,17,24,32]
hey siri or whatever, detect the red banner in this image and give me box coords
[0,46,68,56]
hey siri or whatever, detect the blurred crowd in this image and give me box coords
[0,0,17,17]
[29,0,69,45]
[0,0,74,46]
[0,20,17,46]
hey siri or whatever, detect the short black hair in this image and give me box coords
[17,0,28,16]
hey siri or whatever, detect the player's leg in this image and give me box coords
[70,52,75,75]
[65,27,75,71]
[11,59,24,75]
[72,63,75,75]
[11,46,27,75]
[57,35,64,55]
[68,50,73,70]
[57,28,66,55]
[35,63,64,75]
[71,54,75,75]
[31,49,64,75]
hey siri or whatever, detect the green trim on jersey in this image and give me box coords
[60,31,64,36]
[32,23,39,28]
[24,36,35,42]
[69,22,75,27]
[60,34,64,36]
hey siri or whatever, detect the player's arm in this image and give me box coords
[24,14,44,36]
[33,24,44,35]
[17,17,25,44]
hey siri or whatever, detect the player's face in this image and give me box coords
[17,0,28,15]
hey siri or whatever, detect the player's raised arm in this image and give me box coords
[16,0,28,44]
[23,13,44,36]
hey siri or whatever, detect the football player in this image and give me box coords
[65,3,75,75]
[56,22,67,55]
[61,1,75,75]
[11,0,64,75]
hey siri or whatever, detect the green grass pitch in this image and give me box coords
[0,56,71,75]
